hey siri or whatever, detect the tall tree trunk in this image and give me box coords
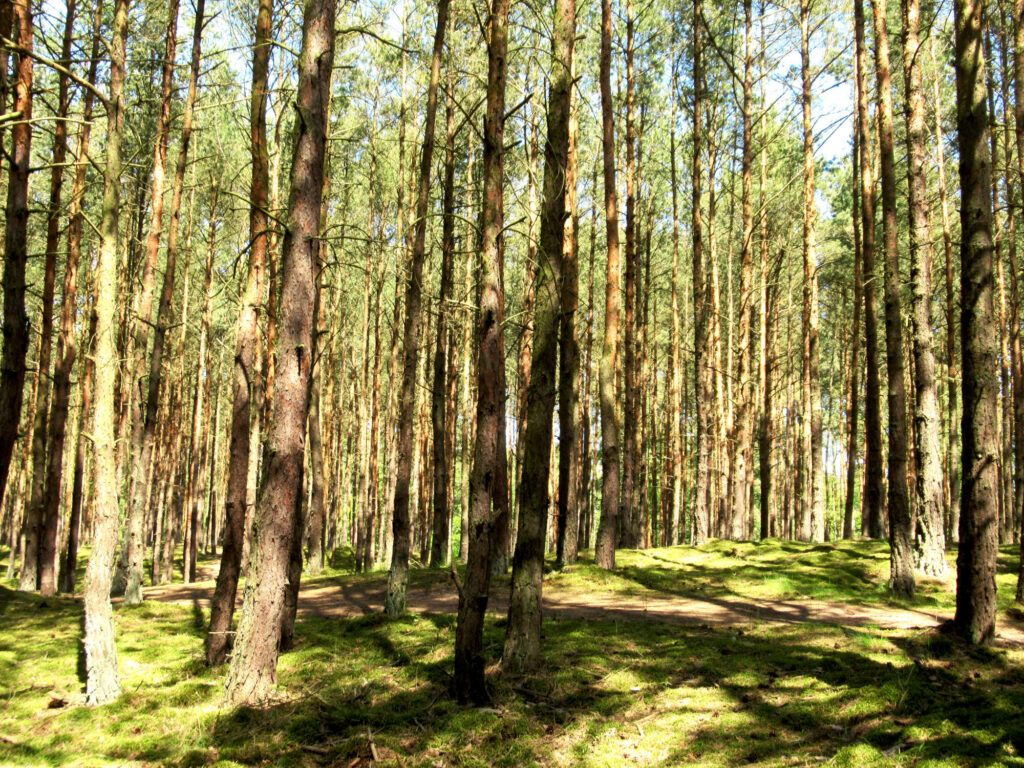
[206,0,271,667]
[453,0,510,705]
[670,40,684,545]
[0,0,33,521]
[692,0,712,546]
[595,0,622,568]
[223,0,335,704]
[555,53,579,568]
[113,0,181,600]
[34,0,79,596]
[952,0,999,643]
[903,0,946,578]
[184,183,219,584]
[385,0,451,616]
[1014,0,1024,601]
[844,87,863,541]
[855,0,884,540]
[305,224,329,577]
[83,0,129,707]
[503,0,574,676]
[758,3,773,539]
[731,0,754,541]
[620,0,639,549]
[799,0,823,542]
[871,0,915,597]
[431,47,456,568]
[60,271,98,594]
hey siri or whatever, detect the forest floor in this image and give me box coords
[145,539,1024,647]
[2,539,1024,767]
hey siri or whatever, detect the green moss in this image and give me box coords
[2,542,1024,766]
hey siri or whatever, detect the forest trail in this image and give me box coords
[142,566,1024,649]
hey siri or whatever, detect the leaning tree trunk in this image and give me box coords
[871,0,914,598]
[502,0,575,676]
[902,0,946,578]
[223,0,335,706]
[595,0,622,568]
[82,0,129,707]
[0,0,33,523]
[206,0,271,667]
[385,0,451,616]
[453,0,510,706]
[952,0,999,644]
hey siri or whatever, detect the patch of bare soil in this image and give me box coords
[143,567,1024,648]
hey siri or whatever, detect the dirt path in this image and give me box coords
[143,568,1024,648]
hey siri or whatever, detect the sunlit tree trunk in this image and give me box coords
[871,0,914,597]
[113,0,181,601]
[35,0,80,596]
[692,0,712,546]
[799,0,823,542]
[224,0,335,704]
[206,0,271,666]
[431,46,456,568]
[82,0,129,707]
[595,0,623,567]
[386,0,450,616]
[503,0,575,675]
[454,0,510,705]
[556,55,579,568]
[855,0,884,540]
[952,0,999,643]
[903,0,946,578]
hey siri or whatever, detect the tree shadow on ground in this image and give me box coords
[205,609,1024,767]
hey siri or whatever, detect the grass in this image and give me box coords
[0,539,1023,766]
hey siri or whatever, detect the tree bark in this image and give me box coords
[34,0,80,596]
[844,84,862,541]
[503,0,574,676]
[113,0,182,601]
[184,183,219,584]
[952,0,999,644]
[83,0,129,707]
[903,0,947,578]
[0,0,33,523]
[799,0,823,542]
[430,47,456,568]
[224,0,335,705]
[595,0,622,567]
[454,0,510,705]
[871,0,915,597]
[692,0,712,546]
[555,53,579,569]
[206,0,272,666]
[1015,0,1024,601]
[386,0,451,616]
[731,0,755,541]
[855,0,884,540]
